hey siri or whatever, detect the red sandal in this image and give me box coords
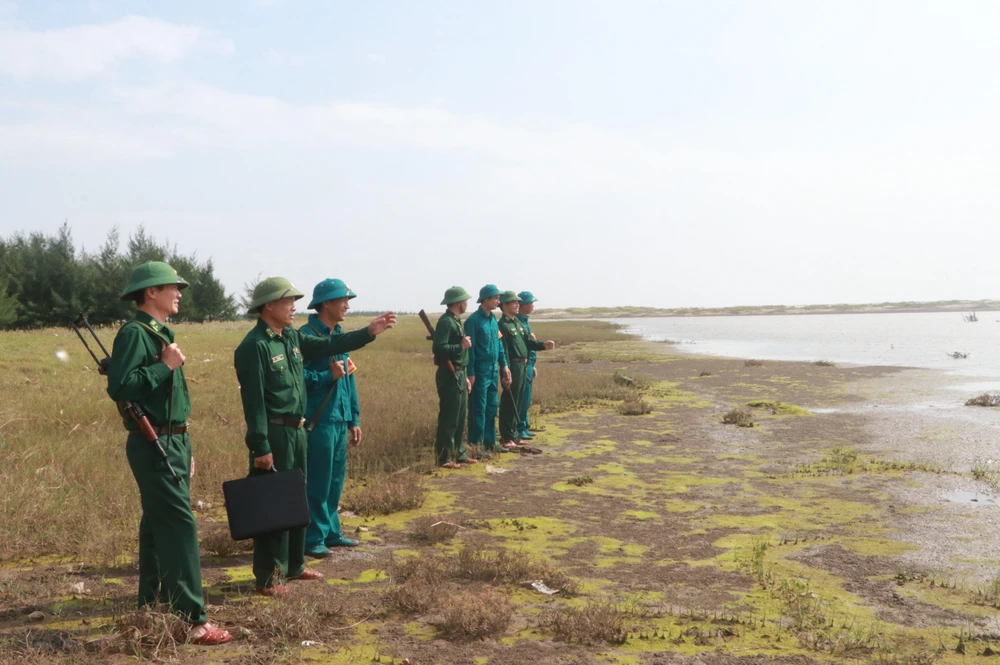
[190,622,232,646]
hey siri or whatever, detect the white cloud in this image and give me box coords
[0,15,233,80]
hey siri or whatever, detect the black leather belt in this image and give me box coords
[150,423,189,435]
[268,417,306,429]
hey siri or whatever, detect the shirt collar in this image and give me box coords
[307,313,334,335]
[135,310,170,337]
[255,316,282,339]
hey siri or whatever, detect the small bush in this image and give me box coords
[238,594,343,642]
[342,470,426,516]
[746,400,810,416]
[722,407,754,427]
[201,527,251,557]
[814,360,836,367]
[744,359,765,367]
[966,393,1000,407]
[698,371,713,377]
[409,515,460,544]
[455,543,578,593]
[436,588,513,641]
[542,600,630,645]
[113,604,187,659]
[619,399,652,416]
[823,446,860,473]
[566,476,594,487]
[384,578,440,615]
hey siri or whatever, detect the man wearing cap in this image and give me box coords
[234,276,396,596]
[516,291,541,440]
[300,279,366,558]
[496,291,555,448]
[465,284,511,456]
[432,286,476,469]
[107,261,231,645]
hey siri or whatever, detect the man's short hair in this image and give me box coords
[134,285,164,306]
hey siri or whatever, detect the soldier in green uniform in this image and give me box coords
[107,261,231,645]
[234,277,395,596]
[516,291,540,440]
[466,284,511,456]
[496,291,554,448]
[432,286,476,469]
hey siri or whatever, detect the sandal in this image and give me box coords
[441,462,462,469]
[291,569,324,581]
[501,442,519,449]
[190,622,232,646]
[460,457,479,464]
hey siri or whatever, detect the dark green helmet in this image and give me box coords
[247,276,304,314]
[499,290,520,305]
[441,286,472,305]
[120,261,189,301]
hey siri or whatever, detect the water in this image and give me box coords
[617,311,1000,383]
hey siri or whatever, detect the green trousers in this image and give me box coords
[519,365,534,436]
[250,423,307,588]
[499,360,527,443]
[305,421,348,551]
[125,431,207,625]
[435,366,468,465]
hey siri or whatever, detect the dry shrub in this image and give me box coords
[112,604,187,659]
[342,470,426,516]
[409,515,461,544]
[722,407,755,427]
[201,526,252,557]
[698,371,713,377]
[744,358,765,367]
[237,594,344,643]
[436,588,513,641]
[542,599,630,645]
[393,554,446,585]
[456,542,578,594]
[814,360,836,367]
[384,578,440,615]
[567,476,593,487]
[619,399,652,416]
[966,393,1000,407]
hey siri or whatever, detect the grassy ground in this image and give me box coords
[2,316,999,664]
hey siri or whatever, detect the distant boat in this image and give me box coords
[962,312,979,322]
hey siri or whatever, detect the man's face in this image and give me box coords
[325,297,350,323]
[265,297,297,328]
[148,284,182,316]
[502,301,519,317]
[520,302,534,315]
[455,300,468,315]
[482,295,500,311]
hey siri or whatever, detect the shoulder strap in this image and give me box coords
[302,323,321,337]
[130,320,171,349]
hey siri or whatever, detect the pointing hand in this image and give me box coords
[367,312,397,337]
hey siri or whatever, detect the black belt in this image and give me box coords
[268,417,306,429]
[144,423,189,435]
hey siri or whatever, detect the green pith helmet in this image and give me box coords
[517,290,536,304]
[499,290,520,305]
[441,286,472,305]
[477,284,501,303]
[308,278,356,309]
[120,261,189,301]
[247,276,304,314]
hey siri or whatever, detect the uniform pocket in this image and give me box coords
[267,358,293,388]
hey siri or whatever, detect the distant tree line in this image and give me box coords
[0,223,238,329]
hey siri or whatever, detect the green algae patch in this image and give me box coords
[564,438,619,459]
[403,620,437,640]
[663,499,703,513]
[746,400,811,416]
[223,564,254,583]
[354,569,387,584]
[621,510,659,521]
[838,537,918,557]
[478,516,578,558]
[649,381,711,408]
[390,548,422,559]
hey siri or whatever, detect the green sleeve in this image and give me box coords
[299,326,374,361]
[526,338,546,351]
[106,324,172,403]
[234,341,271,456]
[432,316,460,357]
[466,317,478,377]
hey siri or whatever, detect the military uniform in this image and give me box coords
[234,277,376,589]
[106,262,207,625]
[466,284,508,453]
[300,279,363,556]
[516,291,539,439]
[432,286,472,466]
[497,291,546,444]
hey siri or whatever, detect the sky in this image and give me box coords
[2,1,1000,312]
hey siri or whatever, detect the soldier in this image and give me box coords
[300,279,366,558]
[107,261,231,645]
[234,277,395,596]
[496,291,554,448]
[432,286,476,469]
[516,291,540,440]
[466,284,511,456]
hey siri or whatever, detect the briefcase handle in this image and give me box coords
[248,467,279,478]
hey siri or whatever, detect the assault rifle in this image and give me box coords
[71,314,182,484]
[417,309,456,373]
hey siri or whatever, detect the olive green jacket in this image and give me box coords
[432,310,469,367]
[497,314,545,361]
[107,311,189,429]
[233,318,374,456]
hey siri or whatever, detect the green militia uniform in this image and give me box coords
[107,311,206,624]
[497,312,546,444]
[234,318,375,588]
[432,309,470,465]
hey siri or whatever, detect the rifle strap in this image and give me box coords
[131,320,177,434]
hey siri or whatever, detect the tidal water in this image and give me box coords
[617,311,1000,384]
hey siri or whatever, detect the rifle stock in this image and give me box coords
[418,309,456,374]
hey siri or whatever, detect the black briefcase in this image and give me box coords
[222,469,311,540]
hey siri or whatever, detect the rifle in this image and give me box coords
[71,313,182,484]
[417,309,456,373]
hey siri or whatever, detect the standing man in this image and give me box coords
[496,291,554,448]
[107,261,231,645]
[432,286,476,469]
[300,279,365,558]
[234,276,395,596]
[466,285,511,457]
[516,291,540,440]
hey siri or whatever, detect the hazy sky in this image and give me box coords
[2,1,999,312]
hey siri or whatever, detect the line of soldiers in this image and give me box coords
[432,285,555,468]
[104,263,553,642]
